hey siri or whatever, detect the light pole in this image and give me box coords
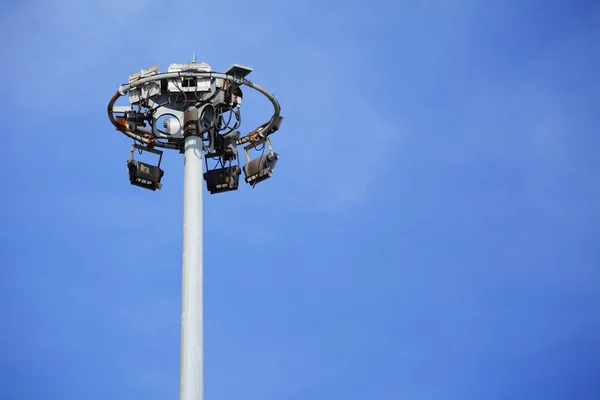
[107,60,283,400]
[181,132,204,400]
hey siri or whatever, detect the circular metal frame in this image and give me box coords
[107,71,282,150]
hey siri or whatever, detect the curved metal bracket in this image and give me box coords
[107,70,282,151]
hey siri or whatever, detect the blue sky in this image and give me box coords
[1,0,599,399]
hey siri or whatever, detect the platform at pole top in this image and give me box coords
[168,62,211,72]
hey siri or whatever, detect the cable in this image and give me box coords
[220,108,234,131]
[219,107,241,136]
[193,82,218,107]
[172,73,188,104]
[147,101,170,113]
[250,141,268,189]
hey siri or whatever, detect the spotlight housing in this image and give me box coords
[126,144,165,191]
[243,152,279,186]
[203,166,241,194]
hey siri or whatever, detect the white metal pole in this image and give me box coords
[180,134,204,400]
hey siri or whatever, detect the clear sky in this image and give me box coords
[1,1,599,399]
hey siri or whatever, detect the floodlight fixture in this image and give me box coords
[243,152,279,186]
[203,166,241,194]
[126,144,164,191]
[243,138,279,186]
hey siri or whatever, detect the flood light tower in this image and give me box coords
[107,60,283,400]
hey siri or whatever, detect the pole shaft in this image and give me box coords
[180,135,204,400]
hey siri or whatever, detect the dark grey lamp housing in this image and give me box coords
[204,166,241,194]
[127,144,165,191]
[243,152,279,186]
